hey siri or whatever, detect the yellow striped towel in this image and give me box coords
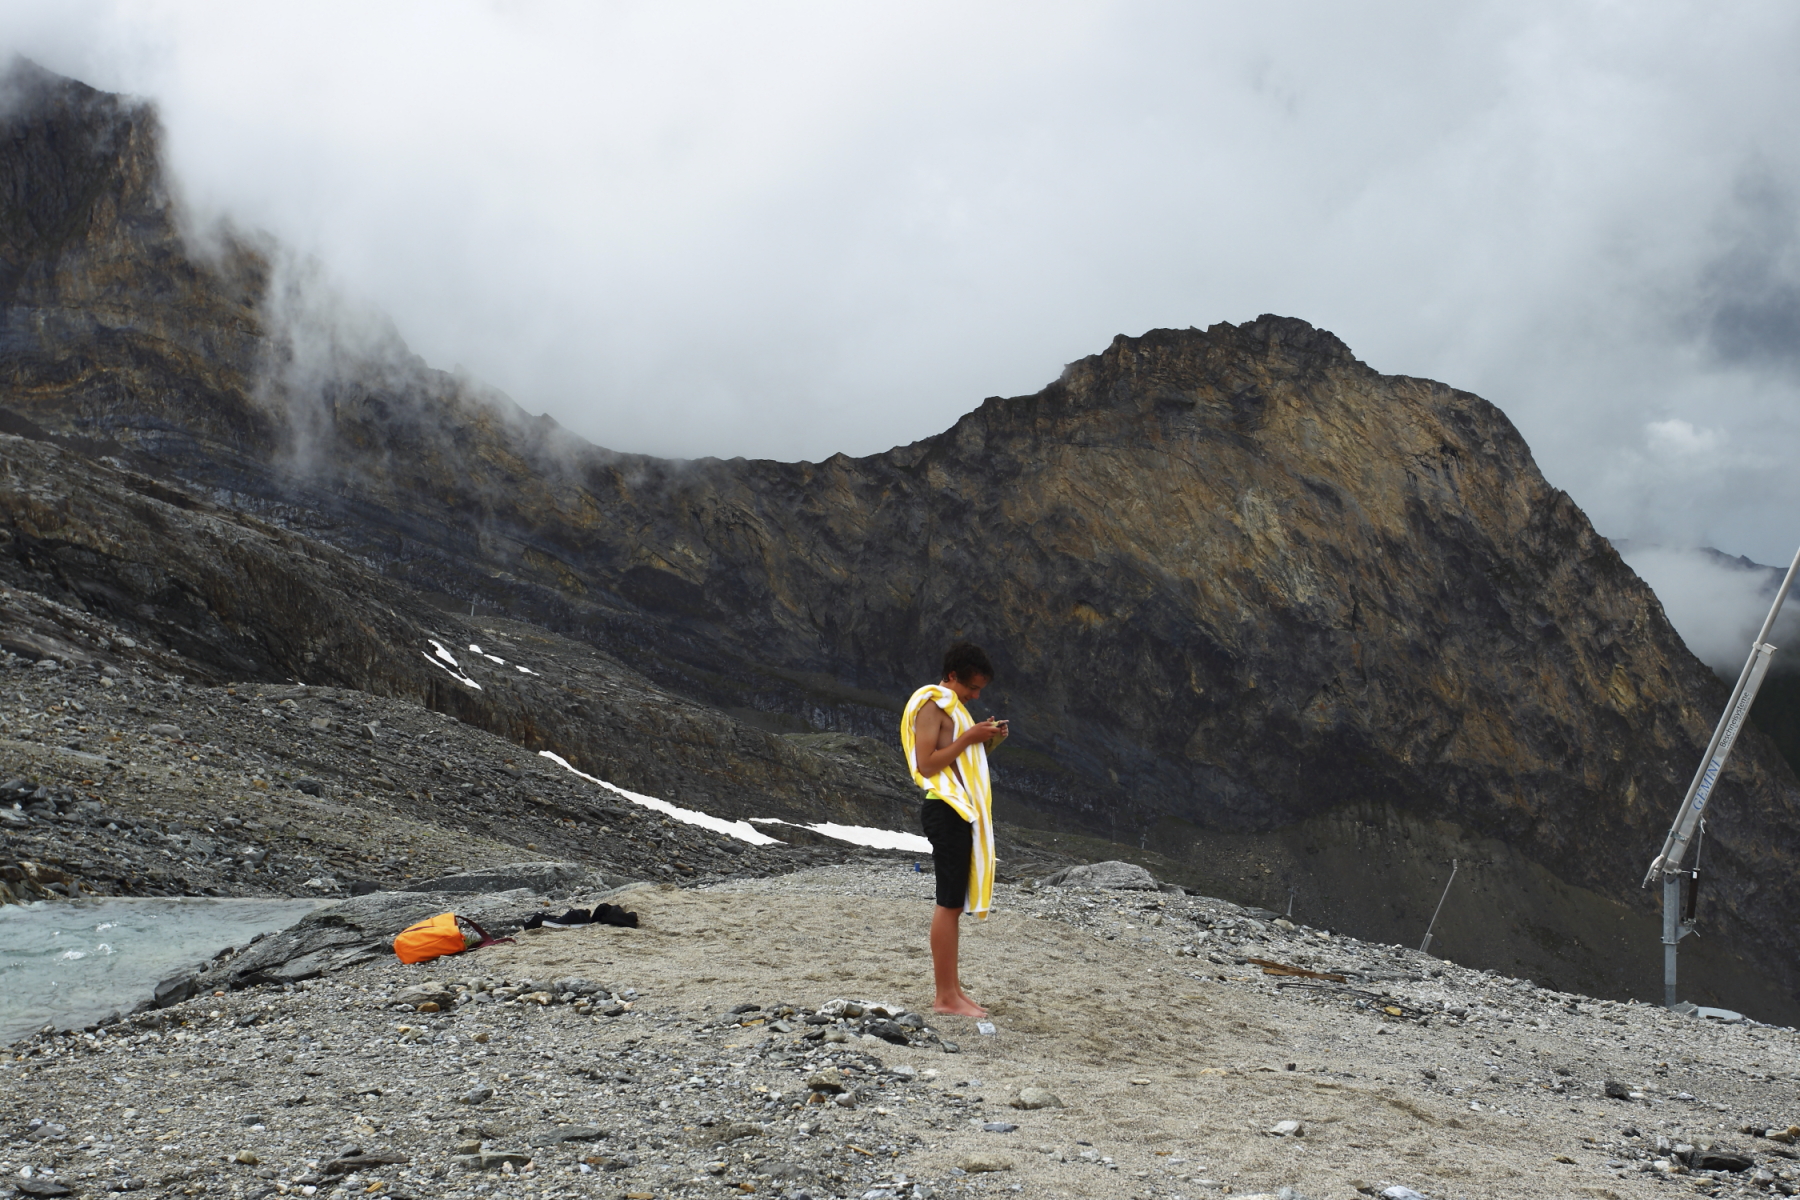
[899,683,995,917]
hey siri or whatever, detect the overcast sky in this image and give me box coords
[8,1,1800,658]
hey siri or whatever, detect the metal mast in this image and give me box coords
[1644,544,1800,1012]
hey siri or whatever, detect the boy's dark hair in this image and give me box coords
[941,642,995,684]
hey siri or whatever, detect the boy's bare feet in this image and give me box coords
[933,993,988,1017]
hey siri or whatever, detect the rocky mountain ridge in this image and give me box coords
[3,61,1798,1018]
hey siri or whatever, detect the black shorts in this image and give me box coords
[920,796,972,910]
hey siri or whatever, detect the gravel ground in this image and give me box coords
[6,864,1800,1200]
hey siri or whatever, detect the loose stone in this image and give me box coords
[1012,1087,1064,1109]
[955,1154,1014,1173]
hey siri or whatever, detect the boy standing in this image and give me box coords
[900,643,1007,1017]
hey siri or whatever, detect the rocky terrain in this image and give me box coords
[0,61,1794,1015]
[8,864,1800,1200]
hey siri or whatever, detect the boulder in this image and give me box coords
[152,969,203,1009]
[404,861,603,896]
[1038,861,1159,890]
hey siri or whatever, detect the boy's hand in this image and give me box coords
[965,719,1004,744]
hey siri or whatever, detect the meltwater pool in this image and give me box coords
[0,896,330,1044]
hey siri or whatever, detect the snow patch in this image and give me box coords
[749,818,932,854]
[538,751,781,845]
[469,641,540,674]
[424,639,483,690]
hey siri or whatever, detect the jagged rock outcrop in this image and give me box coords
[4,62,1798,1016]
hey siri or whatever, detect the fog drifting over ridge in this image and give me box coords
[7,2,1800,658]
[1615,545,1800,674]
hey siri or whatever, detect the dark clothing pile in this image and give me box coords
[522,902,639,930]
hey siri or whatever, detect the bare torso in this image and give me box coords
[914,700,964,788]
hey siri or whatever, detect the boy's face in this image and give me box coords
[947,672,991,702]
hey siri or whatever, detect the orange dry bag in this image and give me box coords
[393,912,467,964]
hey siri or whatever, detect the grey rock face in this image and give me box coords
[1039,861,1159,891]
[404,861,601,896]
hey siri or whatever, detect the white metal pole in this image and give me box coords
[1420,858,1458,955]
[1645,544,1800,887]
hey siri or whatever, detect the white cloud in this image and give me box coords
[2,1,1799,567]
[1644,419,1725,459]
